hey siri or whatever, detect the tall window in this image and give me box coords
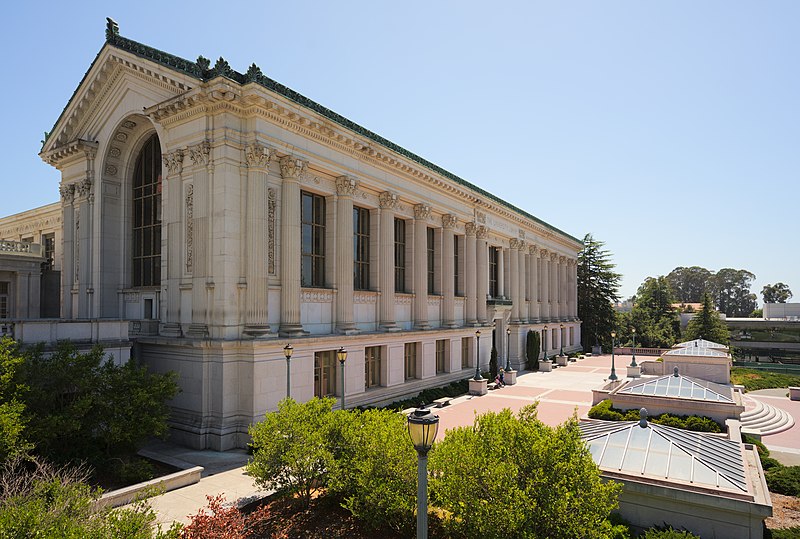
[394,218,406,293]
[42,233,55,271]
[132,134,162,287]
[0,282,8,319]
[461,337,470,369]
[489,247,499,298]
[404,342,417,380]
[453,236,460,295]
[427,228,435,294]
[314,350,337,397]
[436,339,447,374]
[353,206,370,290]
[301,191,326,287]
[365,346,381,389]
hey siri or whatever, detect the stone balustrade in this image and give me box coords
[0,240,42,256]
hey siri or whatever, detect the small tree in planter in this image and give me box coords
[526,330,540,371]
[489,346,498,380]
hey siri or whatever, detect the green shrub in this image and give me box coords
[640,526,700,538]
[587,400,722,433]
[526,330,541,371]
[731,368,800,392]
[767,526,800,539]
[384,380,468,411]
[489,346,498,379]
[247,397,337,507]
[766,466,800,496]
[327,408,417,535]
[430,405,622,539]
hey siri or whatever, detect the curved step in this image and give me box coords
[740,397,795,437]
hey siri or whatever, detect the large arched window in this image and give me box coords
[132,134,162,287]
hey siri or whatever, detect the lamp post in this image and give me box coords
[408,405,440,539]
[505,327,511,371]
[559,323,565,357]
[629,328,637,368]
[543,325,548,363]
[337,347,347,410]
[474,330,483,380]
[283,344,293,400]
[609,331,618,381]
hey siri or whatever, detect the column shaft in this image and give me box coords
[335,177,357,333]
[465,224,477,325]
[244,164,270,335]
[413,204,430,329]
[279,157,304,336]
[379,193,398,330]
[476,227,488,323]
[441,215,457,327]
[509,240,520,323]
[519,244,527,322]
[497,247,505,299]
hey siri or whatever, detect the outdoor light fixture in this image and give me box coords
[543,325,549,363]
[407,405,440,539]
[630,328,638,368]
[505,327,512,371]
[337,347,347,410]
[283,344,293,399]
[474,330,483,380]
[559,323,565,357]
[609,331,618,381]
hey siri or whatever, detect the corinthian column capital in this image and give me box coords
[414,204,431,220]
[379,191,399,209]
[441,214,457,229]
[279,155,307,179]
[335,175,359,196]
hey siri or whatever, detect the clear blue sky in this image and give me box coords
[2,1,798,302]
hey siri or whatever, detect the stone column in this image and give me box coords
[476,226,489,324]
[379,191,399,331]
[59,184,76,318]
[413,204,431,329]
[243,144,272,336]
[188,141,212,337]
[572,259,578,318]
[278,156,306,336]
[540,249,550,320]
[519,241,527,322]
[559,256,567,320]
[441,214,457,328]
[497,247,505,299]
[509,239,521,323]
[335,176,358,334]
[465,223,477,325]
[529,245,539,321]
[550,252,559,321]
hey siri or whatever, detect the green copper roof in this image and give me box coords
[51,19,578,245]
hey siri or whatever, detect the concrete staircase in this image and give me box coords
[740,397,795,436]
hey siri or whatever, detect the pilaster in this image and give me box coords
[161,148,185,336]
[540,249,550,320]
[476,226,489,324]
[441,214,457,328]
[519,240,528,322]
[335,176,358,334]
[278,155,306,336]
[509,238,521,323]
[529,245,540,321]
[243,143,273,337]
[465,222,477,325]
[413,204,431,329]
[188,141,212,338]
[379,192,399,331]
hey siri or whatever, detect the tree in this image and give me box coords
[489,346,498,379]
[526,330,541,370]
[710,268,757,317]
[683,292,730,344]
[430,405,623,539]
[628,277,680,348]
[0,338,30,462]
[762,282,793,304]
[666,266,712,303]
[578,234,621,352]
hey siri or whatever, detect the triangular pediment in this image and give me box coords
[40,40,199,165]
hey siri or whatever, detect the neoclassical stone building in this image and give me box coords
[27,20,582,449]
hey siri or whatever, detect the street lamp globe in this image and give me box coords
[407,406,440,455]
[630,328,638,367]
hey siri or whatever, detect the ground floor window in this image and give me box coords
[314,350,337,398]
[461,337,470,369]
[0,282,8,318]
[365,346,381,389]
[569,327,574,346]
[404,343,417,380]
[436,339,447,374]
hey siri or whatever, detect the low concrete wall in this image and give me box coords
[96,465,204,509]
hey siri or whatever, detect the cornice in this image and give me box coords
[40,139,99,168]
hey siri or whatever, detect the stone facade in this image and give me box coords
[22,21,584,449]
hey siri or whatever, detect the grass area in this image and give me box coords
[730,368,800,392]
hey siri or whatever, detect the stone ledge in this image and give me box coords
[96,465,204,509]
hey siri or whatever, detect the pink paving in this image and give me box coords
[750,393,800,451]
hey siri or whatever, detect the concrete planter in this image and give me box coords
[790,387,800,401]
[627,365,642,378]
[539,361,553,372]
[504,370,517,385]
[469,378,488,396]
[556,355,569,366]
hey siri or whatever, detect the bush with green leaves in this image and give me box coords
[247,397,338,507]
[383,379,468,411]
[430,404,623,539]
[489,346,498,379]
[640,526,700,538]
[0,338,30,462]
[0,457,180,538]
[526,330,540,371]
[588,400,721,433]
[766,465,800,496]
[327,407,417,535]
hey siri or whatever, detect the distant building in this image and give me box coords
[728,304,800,363]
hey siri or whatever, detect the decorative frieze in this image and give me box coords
[268,188,276,274]
[185,184,193,273]
[379,191,399,209]
[279,155,306,179]
[519,229,526,239]
[109,146,121,158]
[301,289,334,303]
[396,294,413,305]
[245,143,273,168]
[354,291,378,304]
[163,149,184,176]
[441,214,457,229]
[122,120,137,130]
[105,164,118,176]
[414,204,431,220]
[188,141,211,167]
[335,175,359,196]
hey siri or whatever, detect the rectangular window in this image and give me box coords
[436,339,447,374]
[394,218,406,293]
[404,342,417,380]
[353,206,370,290]
[132,135,162,287]
[42,233,55,271]
[365,346,381,389]
[489,247,498,298]
[461,337,470,369]
[314,350,337,398]
[0,282,8,319]
[453,236,460,296]
[427,228,435,294]
[301,191,326,287]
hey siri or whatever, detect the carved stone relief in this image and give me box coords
[335,175,359,196]
[185,184,193,273]
[188,141,211,167]
[163,150,184,176]
[268,188,276,274]
[245,143,273,168]
[279,156,306,179]
[441,214,457,229]
[414,204,431,220]
[379,191,398,209]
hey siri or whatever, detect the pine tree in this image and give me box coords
[683,292,730,344]
[578,234,621,352]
